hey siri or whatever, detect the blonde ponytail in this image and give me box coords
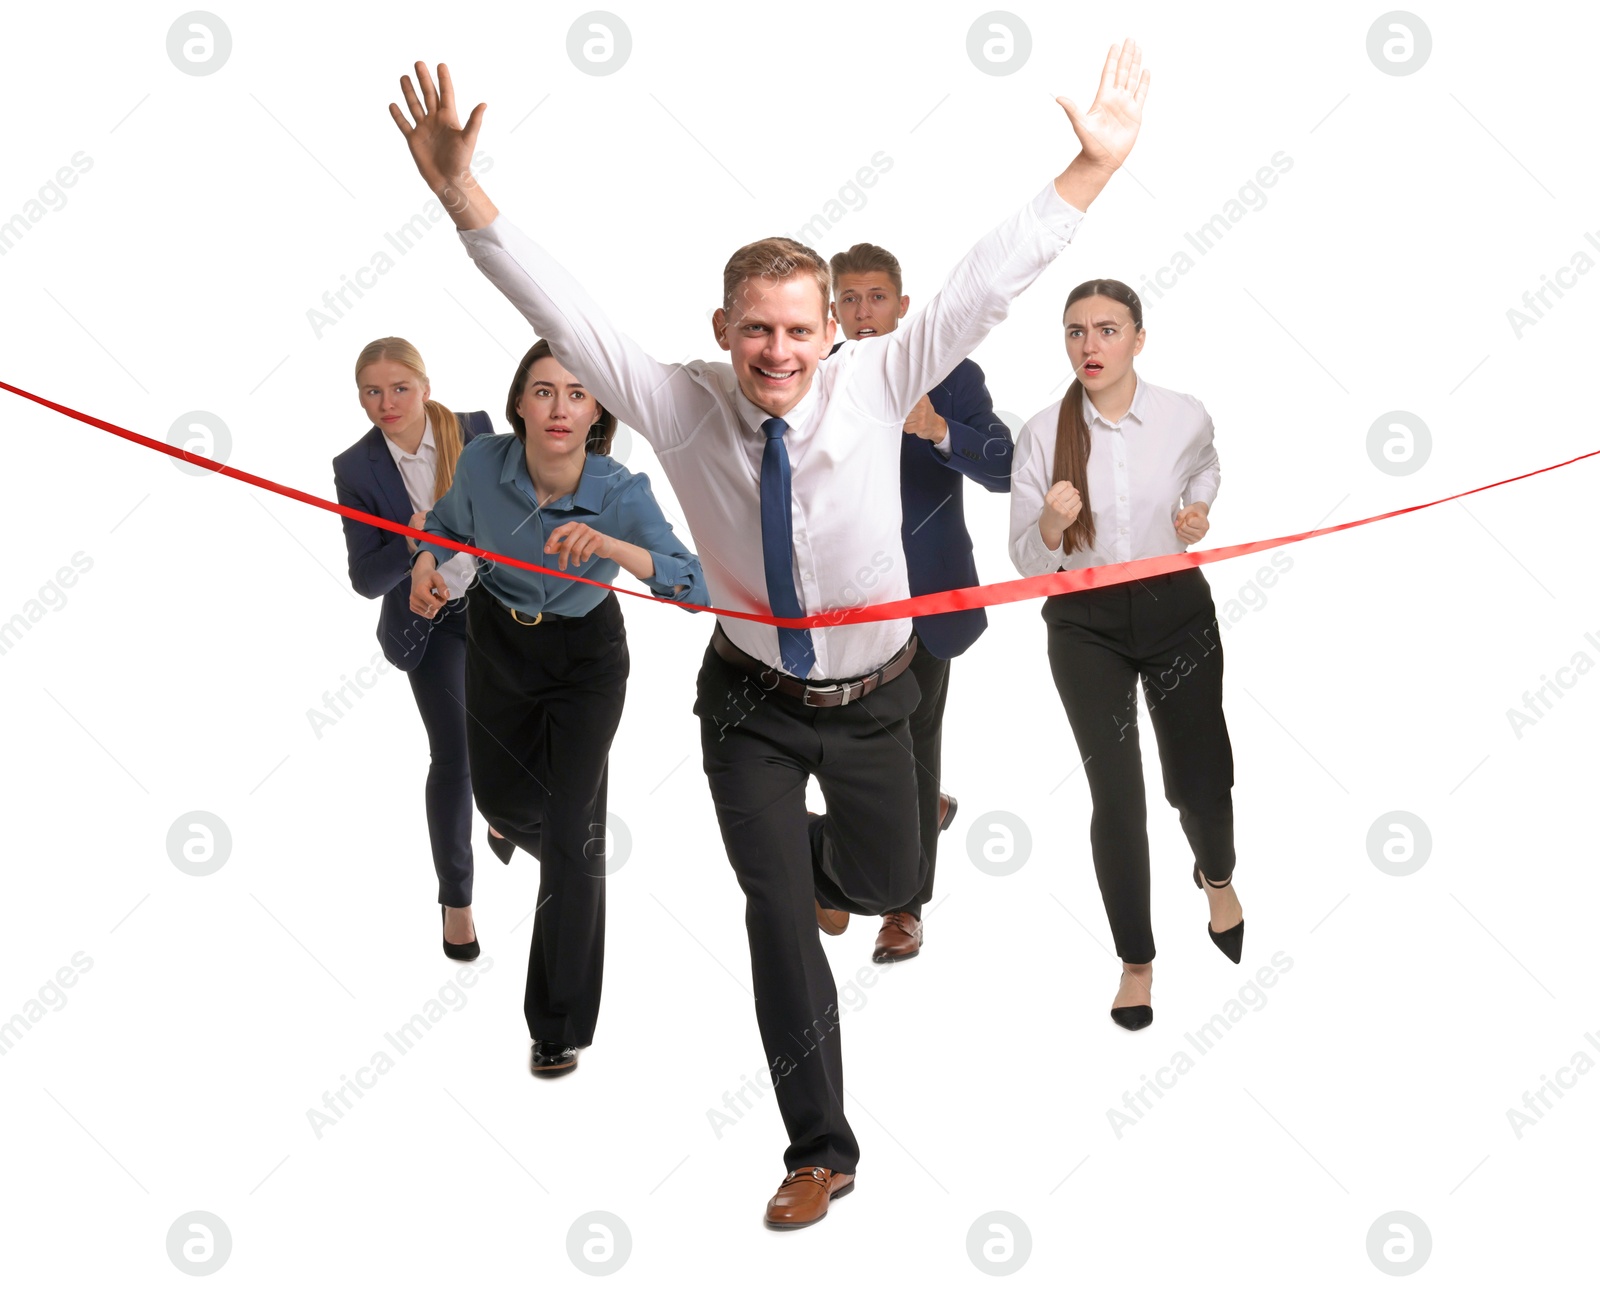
[423,398,462,501]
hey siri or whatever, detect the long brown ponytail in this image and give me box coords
[1051,279,1144,556]
[353,337,464,502]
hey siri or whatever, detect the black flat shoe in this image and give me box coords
[1193,863,1244,964]
[1110,1005,1153,1031]
[530,1040,578,1078]
[937,792,959,833]
[441,905,480,962]
[486,828,515,864]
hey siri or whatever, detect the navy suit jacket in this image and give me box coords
[832,345,1013,659]
[332,411,492,671]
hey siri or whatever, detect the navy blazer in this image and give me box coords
[332,411,492,671]
[832,344,1013,659]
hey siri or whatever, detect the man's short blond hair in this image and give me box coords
[721,237,832,315]
[829,243,903,297]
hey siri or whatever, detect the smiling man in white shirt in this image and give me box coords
[389,40,1150,1229]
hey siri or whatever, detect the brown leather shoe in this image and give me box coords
[815,900,849,936]
[872,911,922,963]
[764,1165,855,1229]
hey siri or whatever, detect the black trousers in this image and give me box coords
[465,589,629,1047]
[695,635,924,1174]
[1043,568,1235,965]
[895,642,951,918]
[404,597,475,908]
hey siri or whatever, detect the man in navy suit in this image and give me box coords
[827,244,1014,963]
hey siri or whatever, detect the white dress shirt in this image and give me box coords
[384,415,476,600]
[1009,376,1220,577]
[459,183,1083,679]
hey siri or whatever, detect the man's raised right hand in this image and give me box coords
[389,62,498,229]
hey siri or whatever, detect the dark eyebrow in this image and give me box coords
[1067,317,1123,328]
[528,379,587,389]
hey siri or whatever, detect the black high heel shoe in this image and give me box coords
[1193,863,1243,963]
[441,905,480,962]
[1109,969,1153,1031]
[486,827,515,865]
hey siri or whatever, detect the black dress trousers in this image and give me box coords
[464,589,629,1047]
[694,633,924,1175]
[403,595,475,908]
[896,641,952,918]
[1042,568,1236,965]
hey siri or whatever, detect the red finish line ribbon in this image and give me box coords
[5,379,1595,628]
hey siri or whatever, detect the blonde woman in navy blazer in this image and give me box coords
[332,336,496,962]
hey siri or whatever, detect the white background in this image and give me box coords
[3,1,1597,1283]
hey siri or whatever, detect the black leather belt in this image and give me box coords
[711,624,916,708]
[484,589,573,626]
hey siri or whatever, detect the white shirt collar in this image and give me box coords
[1081,373,1147,430]
[733,376,819,437]
[382,413,435,464]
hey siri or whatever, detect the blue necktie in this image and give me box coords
[759,416,816,677]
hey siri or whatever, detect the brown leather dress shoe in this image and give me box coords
[815,900,849,936]
[764,1165,855,1229]
[872,911,922,963]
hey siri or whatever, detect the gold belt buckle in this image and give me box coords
[509,606,543,626]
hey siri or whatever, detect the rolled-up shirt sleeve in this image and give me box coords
[1008,414,1066,578]
[616,472,708,605]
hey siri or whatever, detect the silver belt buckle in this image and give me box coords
[804,681,848,708]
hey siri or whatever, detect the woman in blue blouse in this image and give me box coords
[410,338,707,1077]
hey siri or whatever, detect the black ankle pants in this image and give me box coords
[464,589,629,1047]
[1043,568,1236,964]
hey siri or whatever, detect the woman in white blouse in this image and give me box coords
[1009,279,1244,1030]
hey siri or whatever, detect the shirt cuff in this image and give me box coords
[1030,181,1086,241]
[932,429,954,458]
[1017,520,1067,578]
[458,217,507,254]
[439,551,476,595]
[644,549,694,600]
